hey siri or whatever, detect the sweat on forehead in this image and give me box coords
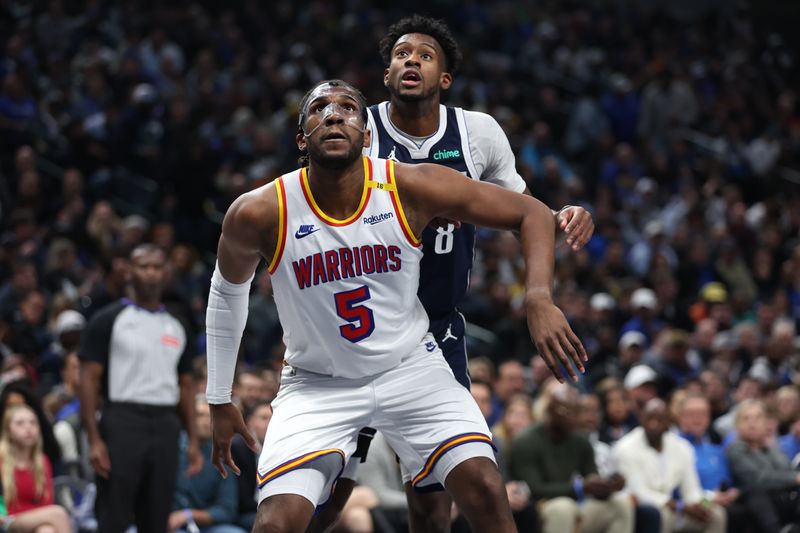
[302,81,362,111]
[306,85,358,105]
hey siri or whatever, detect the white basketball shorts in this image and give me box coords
[256,333,495,508]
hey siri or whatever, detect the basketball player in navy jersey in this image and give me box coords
[207,79,587,533]
[314,15,595,533]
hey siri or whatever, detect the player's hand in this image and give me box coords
[525,295,587,383]
[210,403,258,478]
[89,437,111,479]
[429,217,461,230]
[556,206,594,251]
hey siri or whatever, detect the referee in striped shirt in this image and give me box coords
[79,244,202,533]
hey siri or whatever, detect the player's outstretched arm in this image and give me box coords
[396,163,587,382]
[206,186,278,476]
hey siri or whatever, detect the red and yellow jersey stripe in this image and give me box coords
[385,159,421,247]
[267,177,288,274]
[300,156,373,226]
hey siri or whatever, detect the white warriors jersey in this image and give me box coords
[267,156,429,378]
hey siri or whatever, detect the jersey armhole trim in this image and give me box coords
[267,177,287,274]
[386,159,421,247]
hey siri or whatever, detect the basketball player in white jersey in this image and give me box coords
[205,79,587,532]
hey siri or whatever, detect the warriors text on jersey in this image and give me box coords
[365,102,526,320]
[267,156,428,378]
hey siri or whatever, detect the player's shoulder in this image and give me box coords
[225,177,282,231]
[459,108,503,131]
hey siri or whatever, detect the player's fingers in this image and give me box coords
[224,446,241,477]
[211,442,227,477]
[575,218,595,247]
[239,424,260,453]
[568,328,589,363]
[563,212,581,234]
[538,343,565,384]
[558,211,570,230]
[565,213,589,239]
[548,336,578,382]
[559,331,584,374]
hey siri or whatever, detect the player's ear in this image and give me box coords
[383,68,390,86]
[440,72,452,90]
[296,130,307,151]
[363,127,371,148]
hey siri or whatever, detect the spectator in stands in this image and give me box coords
[774,385,800,436]
[651,330,701,393]
[605,331,647,382]
[714,377,763,439]
[726,399,800,532]
[491,393,534,460]
[599,384,638,444]
[621,288,665,343]
[169,396,244,533]
[614,399,726,533]
[676,394,752,532]
[232,370,270,414]
[749,320,796,387]
[0,405,71,532]
[698,370,729,425]
[490,360,528,426]
[624,365,659,415]
[0,382,61,471]
[510,384,633,533]
[779,412,800,464]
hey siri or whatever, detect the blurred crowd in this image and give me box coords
[0,0,799,532]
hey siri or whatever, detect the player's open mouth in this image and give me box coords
[401,70,421,88]
[323,131,347,141]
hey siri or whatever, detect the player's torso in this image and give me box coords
[366,102,479,320]
[268,156,429,378]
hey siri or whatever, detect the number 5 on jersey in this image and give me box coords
[335,286,375,342]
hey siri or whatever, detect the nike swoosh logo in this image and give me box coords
[295,228,320,239]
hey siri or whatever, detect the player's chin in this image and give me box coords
[389,84,427,102]
[314,150,361,169]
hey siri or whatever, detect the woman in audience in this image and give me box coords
[599,385,637,444]
[0,383,61,472]
[0,405,71,532]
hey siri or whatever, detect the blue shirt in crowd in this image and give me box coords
[679,432,732,491]
[779,434,800,464]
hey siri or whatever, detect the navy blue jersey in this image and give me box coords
[366,103,477,319]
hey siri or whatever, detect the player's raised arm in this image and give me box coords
[396,162,588,382]
[206,185,279,476]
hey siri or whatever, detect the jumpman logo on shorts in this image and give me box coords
[442,324,457,343]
